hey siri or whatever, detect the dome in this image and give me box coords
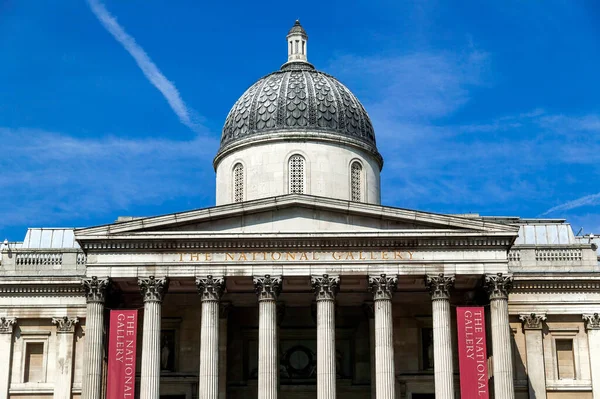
[215,22,381,167]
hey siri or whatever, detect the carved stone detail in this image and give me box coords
[0,317,16,334]
[196,275,225,302]
[81,276,110,303]
[52,316,79,333]
[311,274,340,301]
[519,313,546,330]
[583,313,600,330]
[253,275,282,301]
[484,273,513,300]
[426,274,455,300]
[138,276,168,303]
[368,274,398,301]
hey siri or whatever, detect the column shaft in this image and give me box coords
[259,300,277,399]
[139,276,168,399]
[199,301,219,399]
[254,275,282,399]
[81,277,109,399]
[432,298,454,398]
[52,317,79,399]
[0,318,16,399]
[524,330,546,399]
[312,275,339,399]
[583,314,600,399]
[426,274,455,399]
[81,302,104,399]
[490,298,515,398]
[369,275,397,399]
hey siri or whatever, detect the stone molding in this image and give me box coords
[485,273,513,300]
[196,275,225,302]
[519,313,546,330]
[425,274,455,300]
[79,236,514,252]
[0,317,17,334]
[253,275,282,301]
[82,276,110,303]
[52,316,79,333]
[583,313,600,330]
[512,280,600,292]
[368,274,398,301]
[0,284,83,295]
[138,276,168,303]
[311,274,340,301]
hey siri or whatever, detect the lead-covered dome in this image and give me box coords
[215,21,381,167]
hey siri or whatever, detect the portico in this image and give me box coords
[75,194,519,399]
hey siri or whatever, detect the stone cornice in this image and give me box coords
[512,278,600,293]
[0,284,84,296]
[311,274,340,301]
[75,195,519,238]
[77,235,515,253]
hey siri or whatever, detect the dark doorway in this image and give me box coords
[412,394,435,399]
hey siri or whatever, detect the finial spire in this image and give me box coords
[286,20,308,63]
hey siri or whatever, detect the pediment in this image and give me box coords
[75,195,518,240]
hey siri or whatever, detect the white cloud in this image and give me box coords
[86,0,202,132]
[543,193,600,215]
[0,128,218,229]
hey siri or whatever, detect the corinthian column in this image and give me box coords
[0,317,17,399]
[583,314,600,399]
[254,275,282,399]
[52,316,79,399]
[368,274,397,399]
[519,313,547,399]
[312,274,340,399]
[138,276,169,399]
[196,276,225,399]
[485,273,515,399]
[426,274,455,399]
[81,276,109,399]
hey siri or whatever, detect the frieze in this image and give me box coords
[80,237,513,252]
[0,285,83,295]
[512,281,600,292]
[175,250,415,263]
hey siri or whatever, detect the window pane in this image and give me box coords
[24,342,44,383]
[556,339,575,379]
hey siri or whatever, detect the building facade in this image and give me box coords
[1,21,599,399]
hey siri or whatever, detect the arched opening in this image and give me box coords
[351,161,362,202]
[233,163,244,202]
[289,155,305,194]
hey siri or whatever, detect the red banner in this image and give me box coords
[107,310,138,399]
[457,307,489,398]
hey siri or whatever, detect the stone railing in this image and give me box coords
[16,252,63,266]
[2,249,86,274]
[508,245,596,271]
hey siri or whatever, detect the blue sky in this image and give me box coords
[1,0,600,240]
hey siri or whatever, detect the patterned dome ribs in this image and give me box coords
[219,67,377,152]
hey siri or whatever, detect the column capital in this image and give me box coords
[583,313,600,330]
[52,316,79,333]
[138,276,168,303]
[0,317,17,334]
[484,273,513,300]
[253,275,282,301]
[196,275,225,302]
[368,274,398,301]
[81,276,110,303]
[519,313,546,330]
[311,274,340,301]
[426,274,455,300]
